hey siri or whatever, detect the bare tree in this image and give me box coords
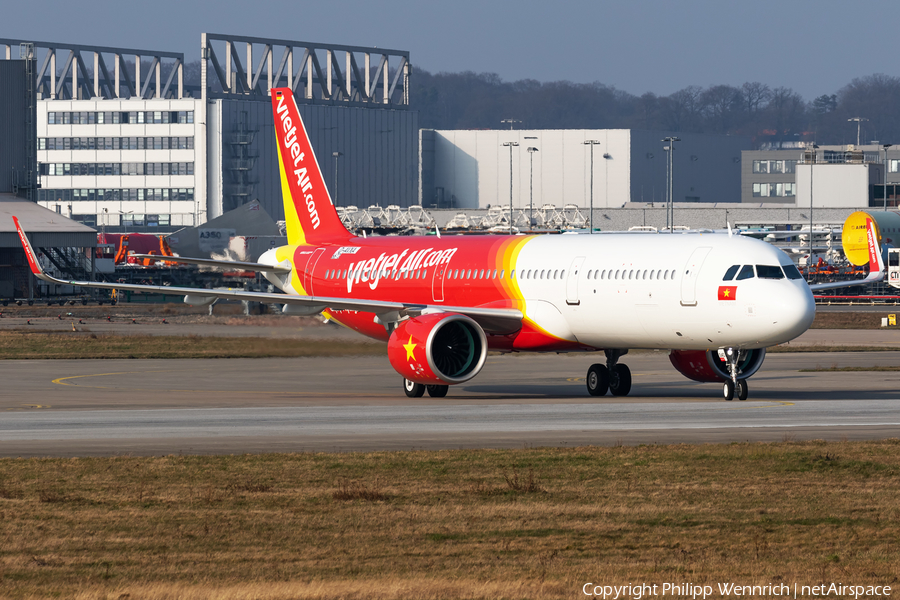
[741,82,772,116]
[701,85,743,132]
[763,87,808,140]
[659,85,704,132]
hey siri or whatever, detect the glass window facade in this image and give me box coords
[752,182,796,197]
[47,110,194,125]
[39,137,194,150]
[37,188,194,202]
[40,162,194,176]
[753,159,797,174]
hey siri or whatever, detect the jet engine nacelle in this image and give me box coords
[668,348,766,383]
[387,313,488,385]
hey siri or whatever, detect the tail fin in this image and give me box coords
[866,216,885,274]
[271,88,351,246]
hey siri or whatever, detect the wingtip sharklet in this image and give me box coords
[12,216,46,278]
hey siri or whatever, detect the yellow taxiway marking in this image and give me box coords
[725,400,794,410]
[53,370,186,387]
[567,376,646,382]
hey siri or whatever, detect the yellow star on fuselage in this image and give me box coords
[404,336,417,361]
[723,288,730,297]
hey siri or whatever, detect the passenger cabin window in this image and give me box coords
[736,265,755,280]
[782,264,803,280]
[756,265,785,279]
[723,265,740,281]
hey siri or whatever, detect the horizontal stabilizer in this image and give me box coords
[129,254,292,273]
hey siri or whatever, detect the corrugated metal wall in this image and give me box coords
[0,61,27,194]
[0,232,96,248]
[215,100,419,222]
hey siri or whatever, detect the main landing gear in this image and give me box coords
[722,347,749,401]
[586,349,632,397]
[403,378,448,398]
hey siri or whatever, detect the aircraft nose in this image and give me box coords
[770,282,816,343]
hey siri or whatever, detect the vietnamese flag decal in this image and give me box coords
[718,286,737,301]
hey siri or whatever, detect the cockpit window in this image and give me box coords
[756,265,785,279]
[723,265,739,281]
[736,265,755,280]
[781,264,803,280]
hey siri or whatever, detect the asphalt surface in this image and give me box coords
[2,349,900,456]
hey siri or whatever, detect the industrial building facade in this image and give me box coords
[35,97,206,229]
[2,34,417,233]
[742,145,899,207]
[420,129,750,209]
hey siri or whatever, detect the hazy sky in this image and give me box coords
[4,0,897,101]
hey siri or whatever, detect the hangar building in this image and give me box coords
[420,129,750,209]
[0,46,96,300]
[1,34,417,233]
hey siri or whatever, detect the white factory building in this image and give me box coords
[420,129,750,209]
[36,97,205,230]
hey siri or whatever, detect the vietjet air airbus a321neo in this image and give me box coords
[13,88,885,401]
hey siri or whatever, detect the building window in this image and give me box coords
[39,136,194,151]
[752,182,796,197]
[37,188,193,202]
[753,159,797,174]
[46,110,196,127]
[41,162,194,176]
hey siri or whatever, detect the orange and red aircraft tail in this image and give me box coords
[271,87,351,246]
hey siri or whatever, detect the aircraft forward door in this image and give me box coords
[566,256,585,305]
[680,247,711,306]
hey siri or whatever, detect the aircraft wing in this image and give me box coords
[14,217,522,334]
[129,254,292,273]
[808,269,884,292]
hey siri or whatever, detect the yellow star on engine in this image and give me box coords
[404,336,417,361]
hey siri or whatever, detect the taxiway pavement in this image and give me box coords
[2,351,899,456]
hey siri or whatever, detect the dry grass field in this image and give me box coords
[1,442,899,599]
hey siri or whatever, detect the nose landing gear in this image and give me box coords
[722,347,749,401]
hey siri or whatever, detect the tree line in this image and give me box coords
[410,69,900,148]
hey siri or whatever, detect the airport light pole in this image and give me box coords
[808,144,819,283]
[503,142,519,234]
[332,152,343,205]
[848,117,868,146]
[527,147,539,228]
[884,143,893,210]
[662,137,680,232]
[584,140,600,233]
